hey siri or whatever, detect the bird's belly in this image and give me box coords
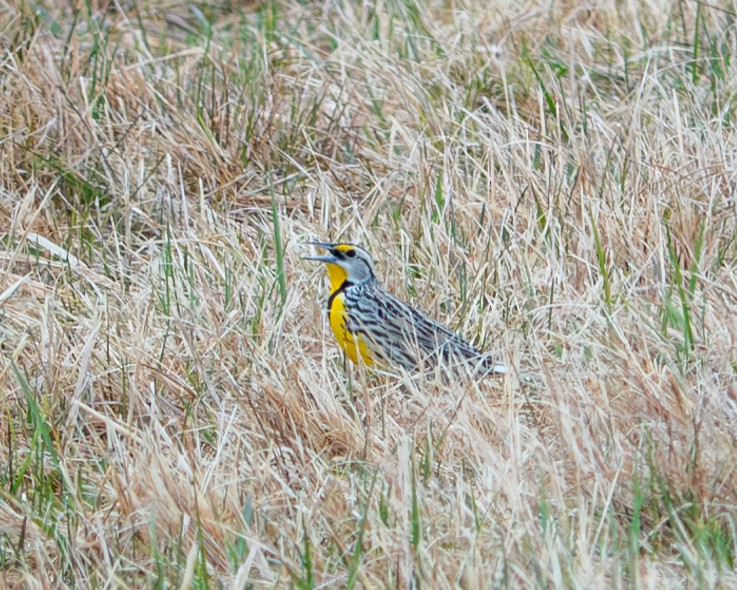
[329,294,375,366]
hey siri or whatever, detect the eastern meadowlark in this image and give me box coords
[305,241,507,377]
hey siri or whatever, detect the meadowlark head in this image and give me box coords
[305,241,376,290]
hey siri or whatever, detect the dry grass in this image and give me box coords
[1,0,736,587]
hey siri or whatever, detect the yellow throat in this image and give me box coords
[324,260,348,296]
[308,242,377,367]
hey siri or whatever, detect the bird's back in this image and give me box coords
[341,281,504,376]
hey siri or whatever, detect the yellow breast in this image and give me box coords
[328,290,375,367]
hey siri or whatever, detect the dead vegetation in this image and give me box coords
[1,0,736,587]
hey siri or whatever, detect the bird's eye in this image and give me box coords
[346,249,357,258]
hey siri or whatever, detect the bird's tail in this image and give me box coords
[478,354,508,376]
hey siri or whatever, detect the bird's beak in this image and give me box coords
[303,241,338,263]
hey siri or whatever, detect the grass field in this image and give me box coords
[1,0,737,587]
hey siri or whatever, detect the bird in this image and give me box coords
[304,241,507,377]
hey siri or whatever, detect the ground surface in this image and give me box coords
[1,0,736,587]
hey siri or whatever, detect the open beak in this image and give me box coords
[303,241,338,263]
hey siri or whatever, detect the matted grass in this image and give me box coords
[1,0,736,587]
